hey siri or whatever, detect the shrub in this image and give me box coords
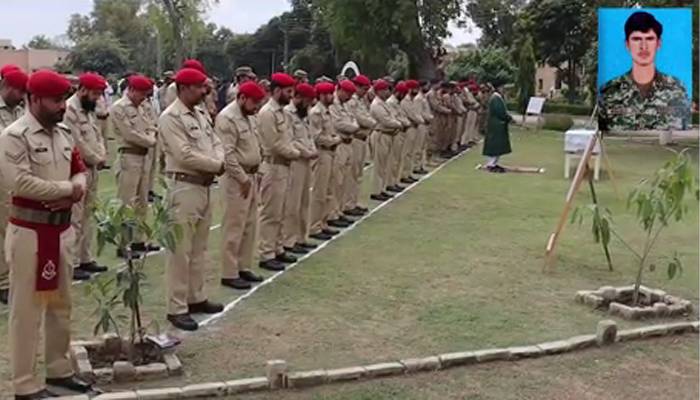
[542,114,574,131]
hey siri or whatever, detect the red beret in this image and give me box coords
[181,59,206,74]
[295,83,316,99]
[406,80,419,89]
[79,72,107,91]
[0,64,20,78]
[174,68,207,86]
[353,74,371,87]
[315,82,335,95]
[373,79,390,92]
[128,74,152,92]
[27,69,71,97]
[338,80,357,94]
[395,81,408,94]
[238,81,266,101]
[3,70,28,91]
[270,73,295,88]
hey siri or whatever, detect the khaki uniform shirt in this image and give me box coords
[414,92,434,124]
[451,93,466,115]
[158,98,223,176]
[346,95,376,140]
[370,97,402,134]
[309,101,340,149]
[401,95,425,126]
[284,102,317,159]
[0,112,86,200]
[329,99,359,140]
[215,101,262,184]
[0,96,24,131]
[257,98,300,160]
[163,82,178,111]
[462,88,480,112]
[427,89,451,115]
[386,95,411,129]
[63,93,107,167]
[109,96,157,150]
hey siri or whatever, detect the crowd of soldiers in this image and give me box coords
[0,60,493,398]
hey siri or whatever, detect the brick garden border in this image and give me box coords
[576,285,694,320]
[54,319,699,399]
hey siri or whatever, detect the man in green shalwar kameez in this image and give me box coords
[482,80,513,173]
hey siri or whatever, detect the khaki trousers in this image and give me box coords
[72,167,98,264]
[453,115,465,147]
[147,143,160,193]
[258,162,290,261]
[310,150,333,234]
[221,174,258,279]
[117,153,151,242]
[371,131,392,194]
[414,124,429,170]
[401,126,418,179]
[334,141,353,214]
[345,137,367,210]
[282,159,312,248]
[389,131,406,186]
[7,224,75,395]
[462,110,479,144]
[165,180,212,315]
[0,185,9,290]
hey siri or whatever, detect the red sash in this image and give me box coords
[9,197,70,293]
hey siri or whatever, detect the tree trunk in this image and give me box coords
[405,46,436,80]
[161,0,185,67]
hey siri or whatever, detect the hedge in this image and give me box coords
[542,114,574,131]
[506,101,592,116]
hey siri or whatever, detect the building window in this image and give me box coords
[538,79,543,90]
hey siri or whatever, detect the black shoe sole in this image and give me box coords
[221,280,252,290]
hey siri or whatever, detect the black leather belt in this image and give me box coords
[119,147,149,156]
[11,206,71,226]
[243,164,259,174]
[263,156,291,166]
[166,172,215,187]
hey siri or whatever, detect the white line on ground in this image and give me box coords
[195,148,471,329]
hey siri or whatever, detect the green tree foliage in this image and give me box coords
[25,35,56,50]
[311,0,464,78]
[516,37,536,115]
[463,0,526,49]
[446,47,514,85]
[67,33,129,76]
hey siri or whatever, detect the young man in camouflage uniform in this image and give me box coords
[598,11,689,131]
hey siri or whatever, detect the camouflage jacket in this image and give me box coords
[598,70,689,131]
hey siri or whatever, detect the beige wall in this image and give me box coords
[0,48,69,72]
[535,63,560,98]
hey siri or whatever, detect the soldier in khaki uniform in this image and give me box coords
[413,80,433,175]
[281,83,318,255]
[308,82,341,241]
[399,80,424,184]
[1,69,98,399]
[257,73,301,271]
[345,74,376,216]
[293,69,309,84]
[216,82,267,290]
[159,67,225,331]
[110,75,161,257]
[450,83,467,151]
[63,73,109,280]
[328,80,359,227]
[163,59,208,111]
[141,84,163,203]
[369,79,402,202]
[460,82,481,148]
[386,82,411,192]
[0,68,27,305]
[226,66,255,105]
[426,80,450,164]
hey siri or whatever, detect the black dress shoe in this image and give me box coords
[15,388,57,399]
[297,242,318,250]
[417,167,429,174]
[400,178,413,184]
[0,288,8,305]
[259,259,286,271]
[239,270,263,282]
[343,208,364,217]
[370,194,389,201]
[327,219,350,228]
[354,206,369,213]
[131,242,161,253]
[309,232,332,241]
[338,215,355,224]
[284,244,309,255]
[381,191,394,198]
[116,248,144,260]
[77,261,108,273]
[72,268,91,281]
[188,300,224,314]
[276,252,297,263]
[46,375,94,393]
[322,228,339,235]
[221,278,252,290]
[167,313,198,331]
[148,191,163,203]
[386,185,405,193]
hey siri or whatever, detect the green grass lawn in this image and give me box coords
[0,130,697,397]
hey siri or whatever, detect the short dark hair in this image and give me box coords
[625,11,662,40]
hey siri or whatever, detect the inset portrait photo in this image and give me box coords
[597,8,692,131]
